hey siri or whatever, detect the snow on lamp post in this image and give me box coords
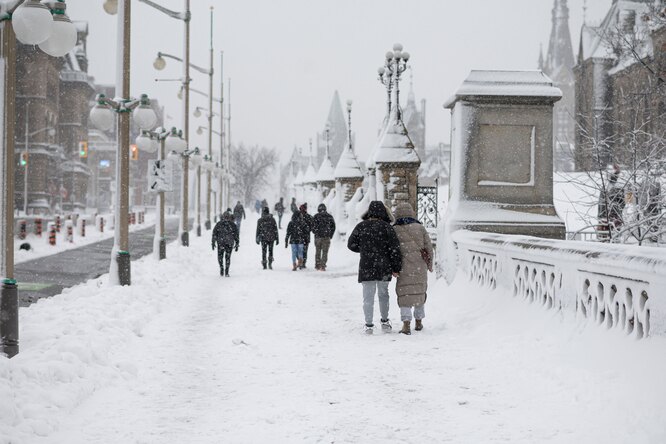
[0,0,78,358]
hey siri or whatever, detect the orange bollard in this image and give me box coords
[35,218,42,236]
[48,223,56,246]
[55,215,61,233]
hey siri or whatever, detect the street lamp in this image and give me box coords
[0,0,78,358]
[140,0,192,246]
[135,127,182,260]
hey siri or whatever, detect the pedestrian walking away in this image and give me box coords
[392,203,434,335]
[212,212,240,277]
[233,201,246,234]
[256,207,279,270]
[285,211,308,271]
[299,203,313,269]
[274,197,285,229]
[290,197,298,214]
[312,203,336,271]
[347,201,402,334]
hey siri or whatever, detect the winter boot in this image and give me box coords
[220,267,225,276]
[400,321,411,335]
[415,319,423,331]
[262,262,267,270]
[297,258,304,269]
[380,319,392,332]
[293,262,298,271]
[364,324,374,335]
[268,261,273,270]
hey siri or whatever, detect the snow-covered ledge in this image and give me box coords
[451,230,666,338]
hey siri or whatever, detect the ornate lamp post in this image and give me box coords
[136,127,185,260]
[90,93,157,285]
[0,0,77,358]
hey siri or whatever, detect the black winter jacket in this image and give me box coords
[300,211,313,243]
[285,214,308,245]
[312,211,336,239]
[233,204,246,220]
[212,219,239,249]
[347,219,402,283]
[256,214,279,244]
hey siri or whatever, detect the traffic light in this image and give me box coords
[20,152,28,166]
[130,144,139,161]
[79,141,88,158]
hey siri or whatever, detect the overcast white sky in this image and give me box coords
[68,0,609,161]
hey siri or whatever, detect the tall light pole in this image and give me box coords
[1,0,77,358]
[91,1,158,286]
[140,0,191,246]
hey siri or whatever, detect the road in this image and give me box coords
[15,217,188,307]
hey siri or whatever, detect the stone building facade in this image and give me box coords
[15,22,93,214]
[539,0,576,172]
[574,0,666,170]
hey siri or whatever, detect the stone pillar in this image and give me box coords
[443,70,566,240]
[336,177,364,202]
[377,163,419,212]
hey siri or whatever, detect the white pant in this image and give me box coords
[400,305,425,321]
[362,281,390,326]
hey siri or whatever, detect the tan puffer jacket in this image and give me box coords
[393,203,433,307]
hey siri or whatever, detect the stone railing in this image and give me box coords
[451,230,666,338]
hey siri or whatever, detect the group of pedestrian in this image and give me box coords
[213,197,433,337]
[348,201,433,335]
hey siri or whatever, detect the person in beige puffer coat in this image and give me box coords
[392,202,433,335]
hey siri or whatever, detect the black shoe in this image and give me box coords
[268,262,273,270]
[220,268,225,276]
[225,272,229,277]
[262,263,267,270]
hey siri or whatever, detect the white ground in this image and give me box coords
[2,214,666,443]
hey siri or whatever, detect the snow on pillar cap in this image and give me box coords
[443,70,563,109]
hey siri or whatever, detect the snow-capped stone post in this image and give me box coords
[374,44,421,213]
[302,139,319,208]
[333,100,364,236]
[316,125,336,199]
[441,70,566,280]
[334,100,364,202]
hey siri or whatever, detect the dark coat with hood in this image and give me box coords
[212,214,239,249]
[347,201,402,283]
[256,207,279,244]
[285,211,308,245]
[312,204,336,239]
[299,204,313,244]
[393,203,433,307]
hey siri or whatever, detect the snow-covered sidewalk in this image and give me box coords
[2,215,666,443]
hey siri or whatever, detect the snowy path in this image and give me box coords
[3,215,666,443]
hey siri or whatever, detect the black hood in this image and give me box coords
[318,204,327,213]
[363,201,391,222]
[262,207,270,216]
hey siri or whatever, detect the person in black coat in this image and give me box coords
[299,203,313,269]
[311,203,336,271]
[285,211,308,271]
[347,201,402,333]
[233,201,246,233]
[256,207,279,269]
[274,197,285,229]
[212,212,240,277]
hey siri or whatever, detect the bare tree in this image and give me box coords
[230,143,279,206]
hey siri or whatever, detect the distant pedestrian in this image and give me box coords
[261,199,269,211]
[347,201,402,334]
[212,212,240,277]
[312,203,336,271]
[256,207,279,270]
[299,204,313,269]
[392,203,433,335]
[290,197,298,214]
[233,201,246,233]
[274,197,285,229]
[285,211,308,271]
[255,199,262,214]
